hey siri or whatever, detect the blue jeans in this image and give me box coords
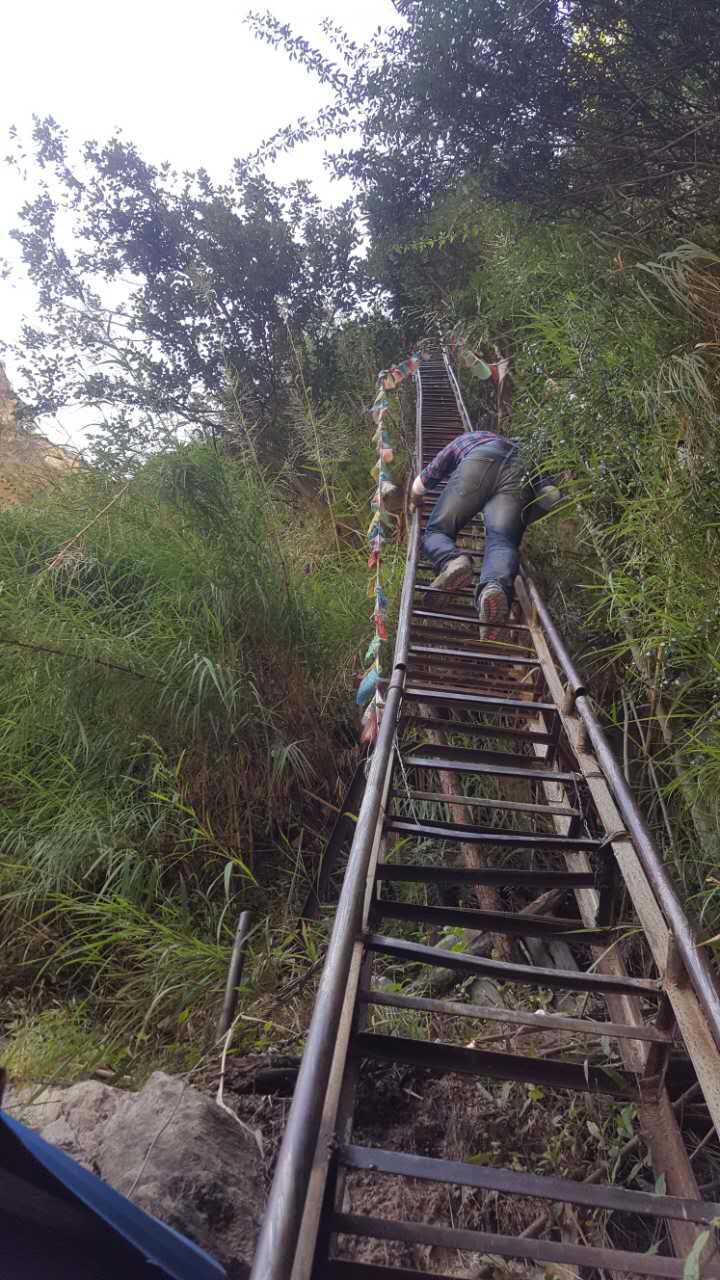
[422,447,528,607]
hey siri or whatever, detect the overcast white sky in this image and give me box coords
[1,0,398,441]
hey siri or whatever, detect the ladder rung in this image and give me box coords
[375,864,594,888]
[400,715,553,745]
[415,582,482,597]
[406,674,537,699]
[413,606,529,631]
[409,642,539,667]
[375,899,614,943]
[384,817,603,852]
[361,989,673,1044]
[420,549,487,562]
[337,1145,720,1224]
[351,1032,635,1096]
[402,687,555,717]
[407,670,533,698]
[391,788,579,817]
[403,747,578,782]
[409,624,532,655]
[408,626,535,654]
[327,1218,700,1279]
[365,934,661,997]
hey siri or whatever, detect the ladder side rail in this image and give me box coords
[520,566,720,1053]
[249,392,423,1280]
[443,349,474,434]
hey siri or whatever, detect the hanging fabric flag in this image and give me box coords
[356,663,381,706]
[469,356,493,380]
[360,701,380,745]
[491,357,511,386]
[364,634,382,663]
[373,611,388,642]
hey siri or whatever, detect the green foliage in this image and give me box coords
[6,119,372,467]
[248,2,720,238]
[0,442,371,1060]
[1,1004,134,1087]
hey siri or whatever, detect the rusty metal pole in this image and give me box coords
[249,516,421,1280]
[217,910,252,1039]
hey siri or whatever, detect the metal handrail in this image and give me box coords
[521,567,720,1051]
[249,383,424,1280]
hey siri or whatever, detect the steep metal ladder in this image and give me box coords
[251,351,720,1280]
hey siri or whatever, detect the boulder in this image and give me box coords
[7,1071,264,1278]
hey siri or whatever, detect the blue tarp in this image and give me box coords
[0,1108,225,1279]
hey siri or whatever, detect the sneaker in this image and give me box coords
[477,581,509,642]
[426,554,473,610]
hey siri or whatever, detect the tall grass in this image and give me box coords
[0,441,370,1064]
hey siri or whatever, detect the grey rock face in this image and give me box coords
[7,1071,264,1278]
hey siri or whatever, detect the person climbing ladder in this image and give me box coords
[410,415,562,640]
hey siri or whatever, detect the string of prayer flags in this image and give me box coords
[356,351,421,740]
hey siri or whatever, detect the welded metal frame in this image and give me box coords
[249,351,720,1280]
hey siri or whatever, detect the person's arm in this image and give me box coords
[410,438,462,507]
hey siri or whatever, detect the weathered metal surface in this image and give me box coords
[330,1214,714,1279]
[384,815,603,850]
[375,863,595,888]
[365,933,660,996]
[361,987,673,1043]
[351,1032,636,1095]
[374,898,615,942]
[217,909,252,1038]
[338,1145,720,1222]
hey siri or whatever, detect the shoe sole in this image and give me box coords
[478,586,509,643]
[425,561,473,611]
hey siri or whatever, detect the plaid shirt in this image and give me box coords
[419,430,515,490]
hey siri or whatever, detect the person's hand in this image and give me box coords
[409,475,425,514]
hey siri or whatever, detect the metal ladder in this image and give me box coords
[251,350,720,1280]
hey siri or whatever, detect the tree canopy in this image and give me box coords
[248,1,720,237]
[6,118,373,467]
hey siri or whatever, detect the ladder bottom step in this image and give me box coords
[338,1144,720,1223]
[328,1214,704,1279]
[319,1263,457,1280]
